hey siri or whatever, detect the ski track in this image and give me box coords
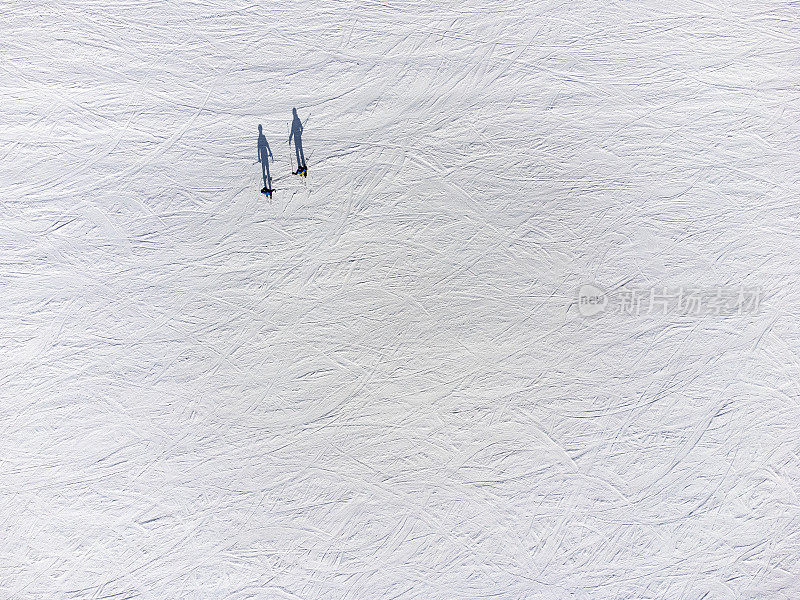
[2,0,800,598]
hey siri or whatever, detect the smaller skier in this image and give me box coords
[257,124,274,194]
[288,108,306,176]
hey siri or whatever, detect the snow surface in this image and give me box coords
[3,1,800,598]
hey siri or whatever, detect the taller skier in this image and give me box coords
[289,107,306,175]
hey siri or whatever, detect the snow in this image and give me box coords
[2,1,800,598]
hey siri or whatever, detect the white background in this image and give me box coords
[2,1,799,598]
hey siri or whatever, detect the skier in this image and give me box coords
[257,124,274,194]
[288,107,306,175]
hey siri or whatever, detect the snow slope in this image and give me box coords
[3,1,800,598]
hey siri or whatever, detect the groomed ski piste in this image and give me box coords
[3,1,800,598]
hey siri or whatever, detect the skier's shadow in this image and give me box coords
[257,125,273,189]
[289,108,306,170]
